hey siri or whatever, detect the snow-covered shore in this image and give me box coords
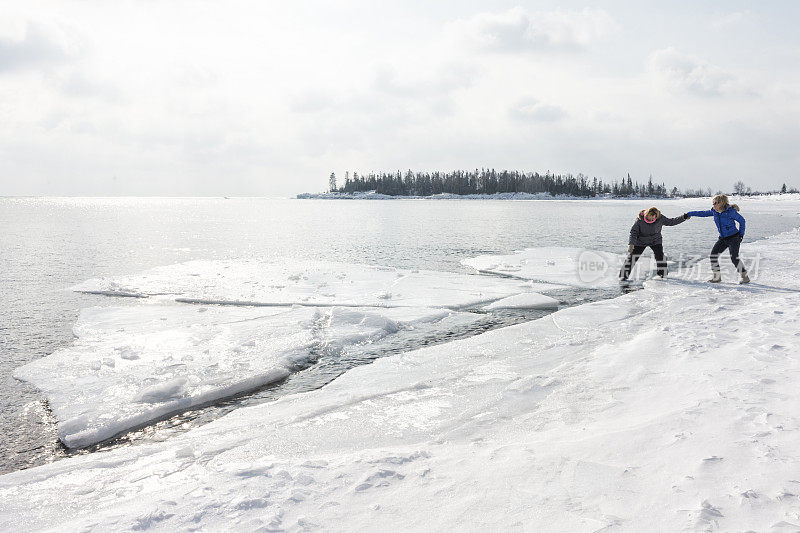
[2,199,800,530]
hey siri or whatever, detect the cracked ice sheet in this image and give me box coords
[14,304,476,448]
[71,259,565,308]
[463,247,628,287]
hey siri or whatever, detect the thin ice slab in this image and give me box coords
[14,304,471,448]
[71,259,563,309]
[482,292,560,310]
[463,247,626,287]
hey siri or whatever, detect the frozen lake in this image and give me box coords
[1,196,797,473]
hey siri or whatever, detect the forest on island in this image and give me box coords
[327,169,796,198]
[330,169,672,197]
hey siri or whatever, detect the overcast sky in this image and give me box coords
[1,1,799,196]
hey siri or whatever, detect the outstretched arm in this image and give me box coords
[661,214,688,226]
[733,210,746,237]
[686,209,714,217]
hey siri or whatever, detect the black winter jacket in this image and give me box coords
[629,210,687,246]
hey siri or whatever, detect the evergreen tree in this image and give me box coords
[325,169,678,198]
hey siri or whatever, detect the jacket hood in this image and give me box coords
[638,208,661,222]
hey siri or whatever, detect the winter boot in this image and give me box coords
[740,271,750,284]
[708,272,722,283]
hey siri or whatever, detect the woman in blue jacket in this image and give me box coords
[687,194,749,284]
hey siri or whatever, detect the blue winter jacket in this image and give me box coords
[687,206,746,238]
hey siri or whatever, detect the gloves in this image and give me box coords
[739,232,744,241]
[627,245,635,253]
[683,213,691,220]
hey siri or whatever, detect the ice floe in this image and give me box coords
[14,304,476,448]
[18,260,569,448]
[463,246,627,287]
[72,259,563,309]
[482,292,560,310]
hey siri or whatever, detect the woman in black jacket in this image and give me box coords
[620,207,689,281]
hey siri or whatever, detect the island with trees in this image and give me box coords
[299,169,797,199]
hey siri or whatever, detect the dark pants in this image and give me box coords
[620,244,666,280]
[711,234,746,273]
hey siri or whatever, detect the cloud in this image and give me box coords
[509,98,566,122]
[57,71,124,103]
[0,4,795,196]
[287,61,473,129]
[647,47,738,97]
[290,91,336,114]
[711,11,747,30]
[0,23,69,72]
[372,62,474,98]
[446,7,616,53]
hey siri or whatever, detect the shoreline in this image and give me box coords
[2,199,799,530]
